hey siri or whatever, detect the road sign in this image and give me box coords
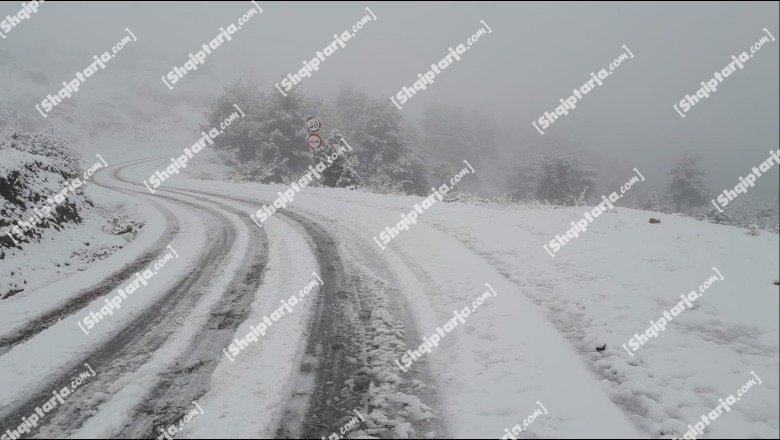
[306,133,324,152]
[306,116,321,133]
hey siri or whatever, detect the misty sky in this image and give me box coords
[2,1,778,200]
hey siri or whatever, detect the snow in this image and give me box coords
[160,171,778,439]
[1,3,776,438]
[0,131,147,303]
[69,195,249,439]
[0,192,205,413]
[1,159,777,439]
[172,195,321,439]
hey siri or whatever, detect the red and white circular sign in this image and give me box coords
[306,133,324,152]
[306,116,321,133]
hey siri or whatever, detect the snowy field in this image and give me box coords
[1,2,778,439]
[4,157,775,438]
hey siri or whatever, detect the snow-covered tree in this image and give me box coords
[318,130,359,188]
[508,156,596,205]
[694,207,733,225]
[430,160,454,186]
[213,82,431,192]
[667,153,708,212]
[536,156,597,204]
[337,153,361,189]
[642,192,662,212]
[211,79,324,184]
[350,98,429,195]
[506,160,540,201]
[261,87,323,178]
[204,79,264,163]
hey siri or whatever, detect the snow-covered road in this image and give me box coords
[0,156,777,439]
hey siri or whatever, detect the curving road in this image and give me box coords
[5,153,762,439]
[0,157,444,439]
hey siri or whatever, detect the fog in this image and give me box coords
[1,4,779,438]
[1,1,778,200]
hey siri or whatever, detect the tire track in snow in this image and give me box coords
[164,188,442,439]
[0,167,180,354]
[429,225,657,434]
[0,159,259,438]
[116,187,270,439]
[142,187,371,438]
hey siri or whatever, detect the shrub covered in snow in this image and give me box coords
[690,202,779,234]
[507,156,597,206]
[642,192,666,212]
[214,81,432,195]
[190,170,218,181]
[92,201,145,237]
[0,128,89,248]
[694,207,734,226]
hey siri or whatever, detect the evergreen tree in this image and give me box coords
[350,98,429,194]
[316,131,360,188]
[508,156,596,205]
[204,80,264,163]
[245,87,310,182]
[642,192,662,212]
[209,79,324,183]
[536,156,596,204]
[667,153,708,212]
[318,131,345,187]
[430,160,454,186]
[337,153,361,188]
[507,160,539,201]
[211,82,431,192]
